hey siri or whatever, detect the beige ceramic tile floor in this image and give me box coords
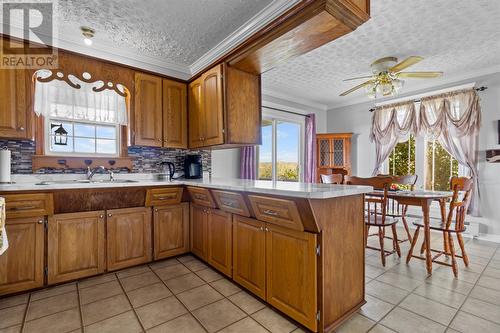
[0,227,499,333]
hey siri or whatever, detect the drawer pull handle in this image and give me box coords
[8,206,37,211]
[194,194,206,200]
[263,209,278,216]
[221,200,235,207]
[157,195,176,200]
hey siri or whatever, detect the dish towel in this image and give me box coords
[0,197,7,256]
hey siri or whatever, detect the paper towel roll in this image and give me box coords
[0,148,12,183]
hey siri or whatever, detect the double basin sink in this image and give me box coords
[35,179,139,185]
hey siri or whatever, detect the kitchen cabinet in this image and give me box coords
[190,204,208,260]
[47,211,105,284]
[188,63,261,148]
[134,73,188,148]
[207,209,232,277]
[266,224,318,332]
[162,79,187,148]
[232,215,266,299]
[153,203,189,260]
[106,207,152,271]
[232,215,318,331]
[0,217,45,296]
[134,72,163,146]
[0,66,31,139]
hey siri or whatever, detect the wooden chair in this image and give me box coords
[407,177,473,277]
[377,174,418,243]
[320,173,343,184]
[345,176,401,266]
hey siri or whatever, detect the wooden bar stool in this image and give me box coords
[407,177,473,277]
[346,176,400,266]
[320,173,343,184]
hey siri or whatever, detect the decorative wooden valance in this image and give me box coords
[33,50,135,97]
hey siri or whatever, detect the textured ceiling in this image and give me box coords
[57,0,273,66]
[261,0,500,109]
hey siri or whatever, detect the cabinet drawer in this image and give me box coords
[248,195,303,231]
[187,187,216,208]
[3,193,54,219]
[211,190,250,217]
[146,187,183,206]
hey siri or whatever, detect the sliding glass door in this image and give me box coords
[257,110,304,182]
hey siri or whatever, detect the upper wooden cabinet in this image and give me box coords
[163,79,187,148]
[134,73,187,148]
[0,217,45,296]
[188,63,261,149]
[0,67,31,139]
[47,211,105,284]
[134,73,163,147]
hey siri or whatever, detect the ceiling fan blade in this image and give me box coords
[389,56,423,73]
[343,75,374,82]
[339,80,374,96]
[397,71,443,78]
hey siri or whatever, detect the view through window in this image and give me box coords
[257,116,303,182]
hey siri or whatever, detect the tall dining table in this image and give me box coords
[370,189,453,274]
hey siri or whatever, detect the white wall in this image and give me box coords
[327,72,500,237]
[211,93,328,178]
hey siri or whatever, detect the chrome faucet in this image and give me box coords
[86,166,106,181]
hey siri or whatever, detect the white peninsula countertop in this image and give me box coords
[0,174,372,199]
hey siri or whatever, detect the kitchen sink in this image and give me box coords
[35,179,139,185]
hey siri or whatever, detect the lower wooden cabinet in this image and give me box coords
[107,207,152,271]
[207,209,232,277]
[47,211,106,284]
[266,224,318,332]
[0,217,45,296]
[232,215,266,299]
[153,203,189,260]
[190,204,208,260]
[232,216,318,331]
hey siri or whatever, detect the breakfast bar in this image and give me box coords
[0,176,371,332]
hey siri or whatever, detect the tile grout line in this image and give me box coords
[445,245,500,331]
[20,293,31,333]
[114,272,147,333]
[76,283,85,333]
[149,258,210,332]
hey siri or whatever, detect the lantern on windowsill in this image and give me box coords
[51,123,68,146]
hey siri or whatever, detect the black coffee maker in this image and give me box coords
[184,154,202,179]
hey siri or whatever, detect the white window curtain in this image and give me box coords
[34,72,128,125]
[370,89,482,216]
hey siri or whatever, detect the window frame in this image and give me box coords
[44,116,121,158]
[257,108,305,182]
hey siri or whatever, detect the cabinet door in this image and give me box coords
[201,64,224,146]
[232,215,266,300]
[47,211,105,284]
[188,77,204,148]
[0,67,30,139]
[332,138,345,167]
[134,72,163,146]
[0,217,44,296]
[207,209,232,277]
[163,79,187,148]
[190,204,207,260]
[153,203,189,260]
[107,207,152,271]
[266,224,318,332]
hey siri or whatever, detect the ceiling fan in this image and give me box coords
[339,56,443,98]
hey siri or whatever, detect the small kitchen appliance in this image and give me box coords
[184,154,202,179]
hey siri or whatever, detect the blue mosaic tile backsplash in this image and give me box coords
[0,139,211,174]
